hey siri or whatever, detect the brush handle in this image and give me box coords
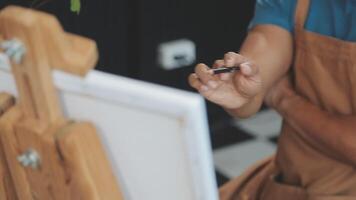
[212,66,240,74]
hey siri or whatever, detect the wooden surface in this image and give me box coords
[0,6,98,125]
[0,6,123,200]
[14,119,71,200]
[0,106,71,200]
[0,92,15,115]
[0,93,17,200]
[57,122,124,200]
[0,6,63,124]
[0,106,32,200]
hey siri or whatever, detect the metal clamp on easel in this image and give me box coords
[0,6,124,200]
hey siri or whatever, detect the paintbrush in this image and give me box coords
[212,66,240,74]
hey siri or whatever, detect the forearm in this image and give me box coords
[279,93,356,165]
[225,25,293,118]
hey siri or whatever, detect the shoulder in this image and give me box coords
[250,0,298,32]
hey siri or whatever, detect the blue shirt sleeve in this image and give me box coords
[249,0,298,33]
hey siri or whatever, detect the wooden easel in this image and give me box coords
[0,6,124,200]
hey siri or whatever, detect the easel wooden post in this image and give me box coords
[0,6,124,200]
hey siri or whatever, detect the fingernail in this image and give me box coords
[201,85,209,91]
[241,63,251,74]
[208,81,218,89]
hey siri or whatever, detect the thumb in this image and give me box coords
[240,62,258,77]
[233,65,262,99]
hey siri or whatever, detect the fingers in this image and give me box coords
[194,63,219,89]
[224,52,246,67]
[189,53,261,100]
[221,52,261,98]
[211,52,259,81]
[212,59,224,68]
[240,62,259,77]
[212,59,232,81]
[223,52,260,78]
[233,70,262,98]
[223,52,252,81]
[188,73,208,91]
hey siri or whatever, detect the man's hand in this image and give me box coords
[188,52,262,109]
[188,25,293,118]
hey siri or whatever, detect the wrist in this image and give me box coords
[224,94,263,118]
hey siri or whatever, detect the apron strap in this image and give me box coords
[294,0,310,31]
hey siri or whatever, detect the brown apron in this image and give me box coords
[219,0,356,199]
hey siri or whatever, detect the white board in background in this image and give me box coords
[0,66,218,200]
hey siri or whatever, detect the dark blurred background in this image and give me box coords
[0,0,258,186]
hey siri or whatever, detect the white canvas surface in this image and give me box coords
[0,66,218,200]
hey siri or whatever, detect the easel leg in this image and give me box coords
[0,93,32,200]
[56,122,125,200]
[0,93,17,199]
